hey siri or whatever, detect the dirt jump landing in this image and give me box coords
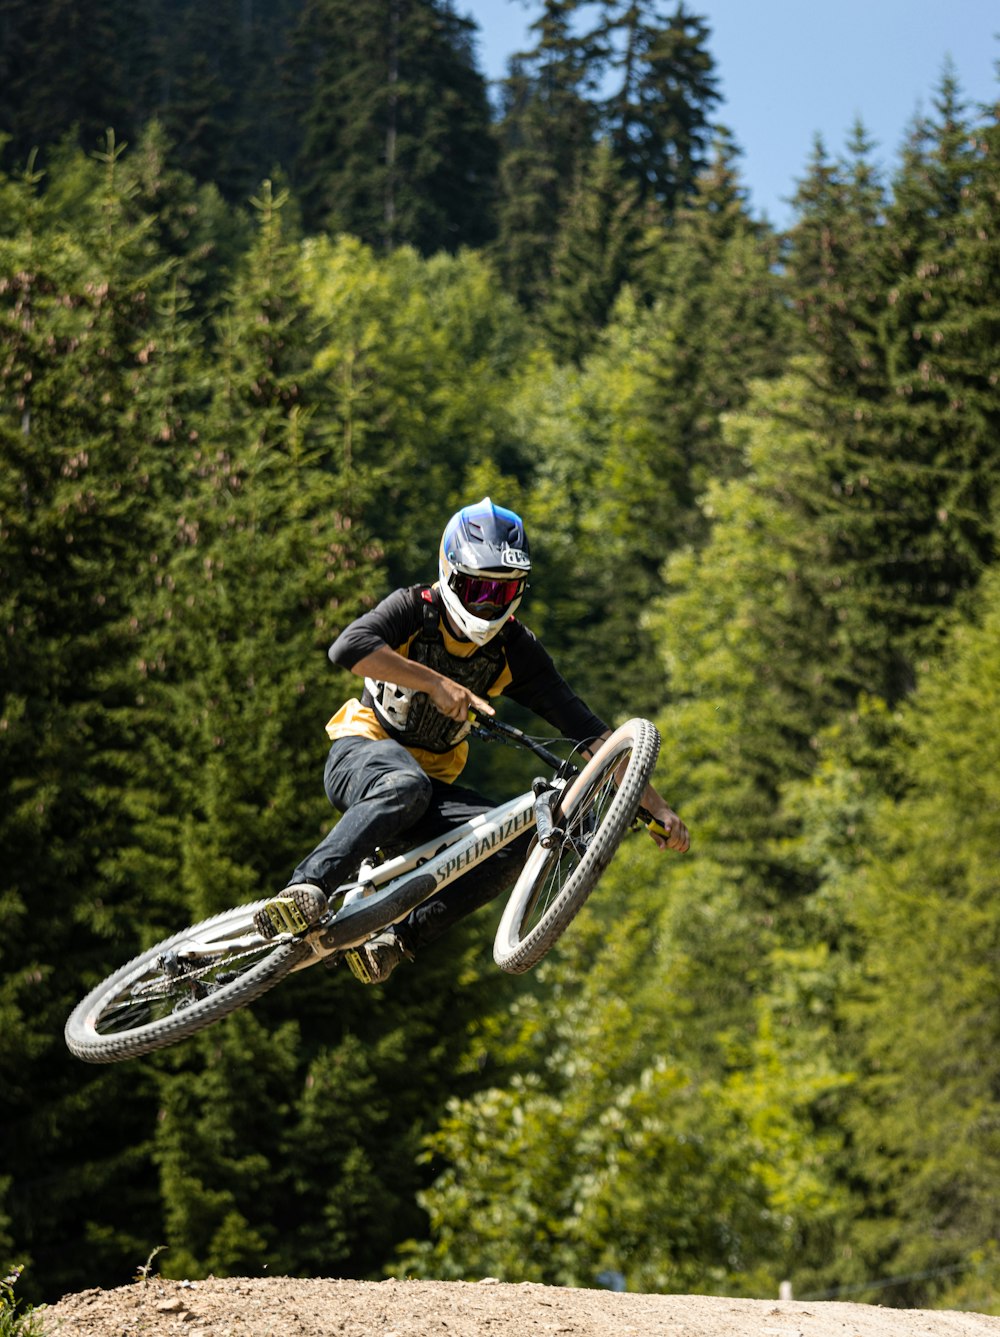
[43,1275,1000,1337]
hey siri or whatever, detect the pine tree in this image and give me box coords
[592,0,720,212]
[844,566,1000,1302]
[115,120,252,323]
[784,123,887,391]
[139,190,532,1283]
[135,184,380,1278]
[541,138,650,362]
[492,0,600,309]
[638,128,788,503]
[500,0,722,320]
[0,0,144,168]
[298,233,530,583]
[0,135,186,1300]
[783,122,913,702]
[289,0,497,251]
[399,833,848,1293]
[0,0,299,202]
[129,182,379,931]
[783,77,998,703]
[873,70,998,632]
[521,134,786,718]
[149,0,301,200]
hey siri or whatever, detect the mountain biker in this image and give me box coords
[256,497,690,984]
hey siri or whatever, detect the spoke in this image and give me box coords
[519,748,631,939]
[94,938,274,1036]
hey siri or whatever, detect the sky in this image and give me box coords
[460,0,1000,228]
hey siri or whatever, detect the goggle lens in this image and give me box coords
[453,574,524,614]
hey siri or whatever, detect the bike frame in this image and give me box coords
[291,781,562,964]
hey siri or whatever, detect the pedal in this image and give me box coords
[255,887,326,941]
[343,948,375,984]
[257,896,311,937]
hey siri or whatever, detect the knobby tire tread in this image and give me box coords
[65,901,311,1064]
[493,718,660,974]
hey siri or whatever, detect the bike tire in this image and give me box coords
[493,718,660,974]
[65,900,312,1064]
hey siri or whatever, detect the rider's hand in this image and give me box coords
[646,802,690,853]
[427,676,494,724]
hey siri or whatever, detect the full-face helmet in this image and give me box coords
[438,497,530,645]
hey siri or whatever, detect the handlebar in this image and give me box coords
[637,806,669,841]
[469,711,669,843]
[466,709,568,771]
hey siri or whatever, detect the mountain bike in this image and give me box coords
[65,714,664,1063]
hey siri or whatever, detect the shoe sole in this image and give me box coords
[254,885,328,939]
[344,937,405,985]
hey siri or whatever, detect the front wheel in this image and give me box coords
[493,718,660,974]
[65,901,312,1063]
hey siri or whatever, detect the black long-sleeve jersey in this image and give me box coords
[325,583,609,782]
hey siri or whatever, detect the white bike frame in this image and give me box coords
[291,780,566,963]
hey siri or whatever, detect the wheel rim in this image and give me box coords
[516,748,625,941]
[85,912,280,1039]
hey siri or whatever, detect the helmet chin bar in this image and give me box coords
[439,578,521,645]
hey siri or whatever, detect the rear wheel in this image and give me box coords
[493,718,660,974]
[65,901,312,1063]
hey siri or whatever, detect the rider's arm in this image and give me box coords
[348,645,494,724]
[501,622,609,750]
[328,587,420,668]
[329,586,495,723]
[583,730,690,854]
[503,624,690,854]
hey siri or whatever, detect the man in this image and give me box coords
[256,497,689,983]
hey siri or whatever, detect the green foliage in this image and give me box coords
[934,1242,1000,1318]
[642,130,790,504]
[646,370,837,864]
[541,140,652,364]
[2,53,1000,1317]
[594,0,721,212]
[843,566,1000,1298]
[783,77,1000,701]
[301,234,531,582]
[0,135,192,1302]
[128,183,378,926]
[403,1063,786,1292]
[0,0,301,204]
[501,315,685,724]
[400,836,851,1294]
[493,0,721,312]
[289,0,496,250]
[522,141,787,719]
[492,0,601,310]
[0,1268,46,1337]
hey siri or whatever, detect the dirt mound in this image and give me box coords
[42,1276,1000,1337]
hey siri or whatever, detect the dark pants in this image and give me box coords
[291,735,528,952]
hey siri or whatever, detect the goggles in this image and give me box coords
[451,572,526,617]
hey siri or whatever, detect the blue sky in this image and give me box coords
[460,0,999,228]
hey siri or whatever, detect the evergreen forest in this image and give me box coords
[4,0,1000,1314]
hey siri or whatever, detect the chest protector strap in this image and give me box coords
[366,589,507,754]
